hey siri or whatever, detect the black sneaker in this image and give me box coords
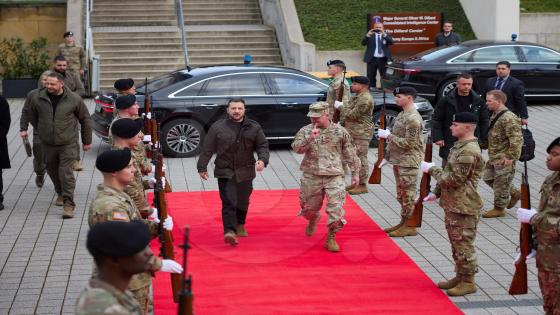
[0,202,4,210]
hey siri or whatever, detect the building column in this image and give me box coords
[460,0,520,41]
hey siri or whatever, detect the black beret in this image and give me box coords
[547,137,560,153]
[351,76,370,85]
[326,59,345,67]
[115,94,136,110]
[111,118,142,139]
[114,78,135,91]
[393,86,417,97]
[63,31,74,38]
[95,148,132,173]
[453,112,478,124]
[87,221,150,257]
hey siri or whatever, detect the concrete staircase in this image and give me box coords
[91,0,283,91]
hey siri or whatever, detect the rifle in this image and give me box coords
[508,160,534,295]
[143,78,152,138]
[408,135,432,227]
[148,96,173,193]
[368,88,387,184]
[178,226,194,315]
[332,70,346,123]
[152,119,182,302]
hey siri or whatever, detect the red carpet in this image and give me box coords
[149,190,463,315]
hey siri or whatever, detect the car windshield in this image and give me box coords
[407,45,463,61]
[136,71,193,94]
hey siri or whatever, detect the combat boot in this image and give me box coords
[437,275,460,289]
[55,195,64,206]
[35,174,45,188]
[224,231,238,246]
[507,188,521,209]
[348,184,368,195]
[236,224,248,237]
[72,160,83,171]
[62,205,74,219]
[447,275,477,296]
[324,230,340,252]
[482,206,505,218]
[305,218,319,236]
[388,226,417,237]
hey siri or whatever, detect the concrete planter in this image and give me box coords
[1,79,37,98]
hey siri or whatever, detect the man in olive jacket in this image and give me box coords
[197,98,269,246]
[432,73,489,164]
[28,72,92,219]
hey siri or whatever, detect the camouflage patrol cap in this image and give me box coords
[547,137,560,153]
[95,148,132,173]
[115,94,136,110]
[111,118,142,139]
[87,221,151,257]
[307,102,329,117]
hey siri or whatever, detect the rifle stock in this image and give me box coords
[369,89,386,184]
[508,161,533,295]
[408,135,432,227]
[143,78,152,136]
[178,226,194,315]
[332,70,346,124]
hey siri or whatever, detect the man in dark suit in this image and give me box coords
[483,61,528,125]
[361,22,393,89]
[0,95,11,210]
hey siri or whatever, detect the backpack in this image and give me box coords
[519,126,535,162]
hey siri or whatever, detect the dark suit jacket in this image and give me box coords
[483,76,528,119]
[361,33,393,63]
[0,95,11,169]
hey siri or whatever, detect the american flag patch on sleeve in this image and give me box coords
[112,212,129,221]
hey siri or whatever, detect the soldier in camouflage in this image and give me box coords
[88,149,181,314]
[378,87,424,237]
[422,112,485,296]
[517,137,560,315]
[292,101,360,252]
[57,31,86,75]
[482,90,523,218]
[325,60,350,121]
[341,75,374,195]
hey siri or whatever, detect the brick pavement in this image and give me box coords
[0,98,557,314]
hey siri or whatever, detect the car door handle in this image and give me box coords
[200,103,218,107]
[280,102,299,105]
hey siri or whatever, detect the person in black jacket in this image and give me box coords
[482,61,528,125]
[0,95,11,210]
[432,73,490,164]
[197,98,270,246]
[361,22,393,89]
[434,21,462,47]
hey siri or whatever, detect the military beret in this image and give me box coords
[114,78,135,91]
[351,76,370,85]
[547,137,560,153]
[453,112,478,124]
[115,94,136,110]
[87,221,150,257]
[393,86,417,97]
[111,118,142,139]
[95,148,132,173]
[307,101,329,118]
[326,59,345,67]
[63,31,74,38]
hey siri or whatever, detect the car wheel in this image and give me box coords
[438,79,456,100]
[370,109,399,148]
[161,118,205,158]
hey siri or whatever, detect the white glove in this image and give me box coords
[514,249,537,264]
[150,165,156,173]
[143,135,152,142]
[149,208,159,223]
[143,112,152,120]
[379,158,388,168]
[334,100,344,109]
[423,192,438,203]
[517,207,537,223]
[378,128,391,139]
[163,216,173,231]
[148,177,166,189]
[160,259,183,274]
[421,161,435,173]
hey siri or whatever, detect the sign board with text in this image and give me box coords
[368,12,443,57]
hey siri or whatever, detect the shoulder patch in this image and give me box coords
[111,212,130,221]
[456,155,475,164]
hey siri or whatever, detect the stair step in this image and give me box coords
[96,50,184,57]
[185,19,261,25]
[94,37,182,45]
[92,14,175,21]
[188,55,282,63]
[93,32,180,39]
[95,42,182,49]
[188,42,277,49]
[101,64,182,71]
[186,30,274,37]
[91,21,176,27]
[188,48,281,57]
[186,36,275,43]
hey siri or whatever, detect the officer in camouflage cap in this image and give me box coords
[421,112,485,296]
[325,60,350,121]
[517,137,560,315]
[292,101,360,252]
[57,31,86,75]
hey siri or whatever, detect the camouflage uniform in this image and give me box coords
[430,139,485,277]
[483,110,522,208]
[75,278,142,315]
[386,109,424,219]
[292,122,360,231]
[88,184,161,315]
[532,171,560,314]
[57,43,86,73]
[326,75,350,120]
[341,90,374,184]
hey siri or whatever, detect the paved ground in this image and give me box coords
[1,98,558,314]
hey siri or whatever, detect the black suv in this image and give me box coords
[92,65,433,157]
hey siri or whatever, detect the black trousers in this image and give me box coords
[218,178,253,234]
[0,169,3,203]
[366,57,388,88]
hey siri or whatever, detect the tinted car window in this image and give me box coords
[520,46,560,62]
[137,72,192,94]
[411,45,463,61]
[201,74,266,96]
[175,81,204,97]
[268,73,325,95]
[455,46,519,63]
